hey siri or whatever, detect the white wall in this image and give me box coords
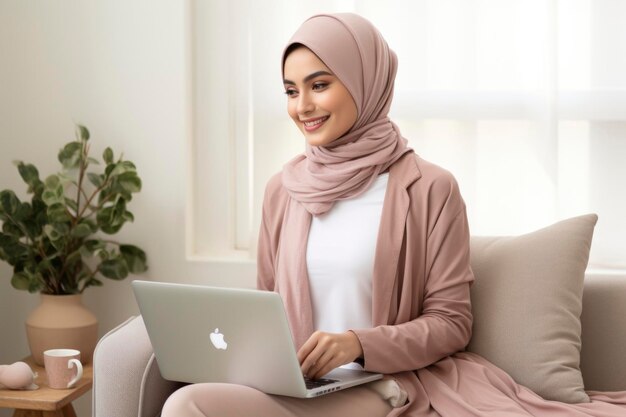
[0,2,254,416]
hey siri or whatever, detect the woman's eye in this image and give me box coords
[284,89,297,97]
[312,82,328,91]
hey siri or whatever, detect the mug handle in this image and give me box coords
[66,359,83,388]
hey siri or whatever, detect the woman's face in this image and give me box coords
[283,46,358,147]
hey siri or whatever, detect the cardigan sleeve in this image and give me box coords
[256,173,285,291]
[352,176,474,374]
[256,209,275,292]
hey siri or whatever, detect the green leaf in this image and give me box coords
[99,257,129,280]
[0,190,20,216]
[65,249,83,270]
[117,172,142,193]
[87,157,100,165]
[36,255,57,274]
[120,245,148,273]
[11,272,30,291]
[28,280,44,293]
[42,175,65,206]
[15,202,32,221]
[87,172,104,188]
[100,221,123,235]
[4,244,28,260]
[80,239,104,257]
[89,240,105,251]
[2,222,24,238]
[58,141,82,169]
[23,218,42,238]
[42,191,61,206]
[43,224,58,241]
[96,205,114,227]
[71,223,93,238]
[47,203,71,223]
[83,219,98,233]
[96,198,127,234]
[123,210,134,222]
[16,162,41,192]
[44,223,69,241]
[87,278,103,287]
[0,233,28,260]
[0,232,12,244]
[32,181,45,198]
[45,174,60,188]
[97,248,111,260]
[104,164,115,178]
[109,161,136,177]
[103,147,114,164]
[48,237,66,252]
[76,124,90,141]
[57,172,77,186]
[65,198,78,213]
[76,269,92,282]
[0,233,11,260]
[79,245,92,258]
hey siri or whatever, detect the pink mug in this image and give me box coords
[43,349,83,389]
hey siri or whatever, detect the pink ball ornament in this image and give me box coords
[0,361,38,390]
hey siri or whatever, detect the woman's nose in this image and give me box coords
[296,93,314,115]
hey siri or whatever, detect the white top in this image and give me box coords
[305,172,407,407]
[306,173,389,334]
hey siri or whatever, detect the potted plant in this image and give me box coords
[0,124,148,365]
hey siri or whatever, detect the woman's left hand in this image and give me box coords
[297,330,364,380]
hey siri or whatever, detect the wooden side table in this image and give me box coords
[0,356,92,417]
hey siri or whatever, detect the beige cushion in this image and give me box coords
[467,214,598,403]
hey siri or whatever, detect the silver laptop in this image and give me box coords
[132,280,383,398]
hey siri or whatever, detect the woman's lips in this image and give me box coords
[302,116,329,132]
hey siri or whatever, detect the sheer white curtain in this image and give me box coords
[191,0,626,270]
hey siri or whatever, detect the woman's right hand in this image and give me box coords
[297,330,363,380]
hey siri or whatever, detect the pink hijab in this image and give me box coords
[281,13,413,215]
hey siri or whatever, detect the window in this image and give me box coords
[188,0,626,270]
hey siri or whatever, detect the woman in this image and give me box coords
[163,12,472,416]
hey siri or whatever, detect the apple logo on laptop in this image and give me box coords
[210,328,228,350]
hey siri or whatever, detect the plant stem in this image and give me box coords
[76,179,111,220]
[36,243,60,293]
[74,141,87,226]
[80,187,90,203]
[67,183,90,209]
[79,264,101,293]
[65,205,77,221]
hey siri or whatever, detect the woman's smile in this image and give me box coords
[302,116,330,132]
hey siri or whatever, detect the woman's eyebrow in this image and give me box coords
[283,70,333,85]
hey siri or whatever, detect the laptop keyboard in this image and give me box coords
[304,377,339,389]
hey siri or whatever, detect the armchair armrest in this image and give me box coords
[93,316,183,417]
[580,274,626,392]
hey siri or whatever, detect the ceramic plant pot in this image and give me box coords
[25,294,98,366]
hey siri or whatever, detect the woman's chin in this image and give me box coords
[304,133,338,147]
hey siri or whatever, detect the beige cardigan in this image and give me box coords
[257,152,474,415]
